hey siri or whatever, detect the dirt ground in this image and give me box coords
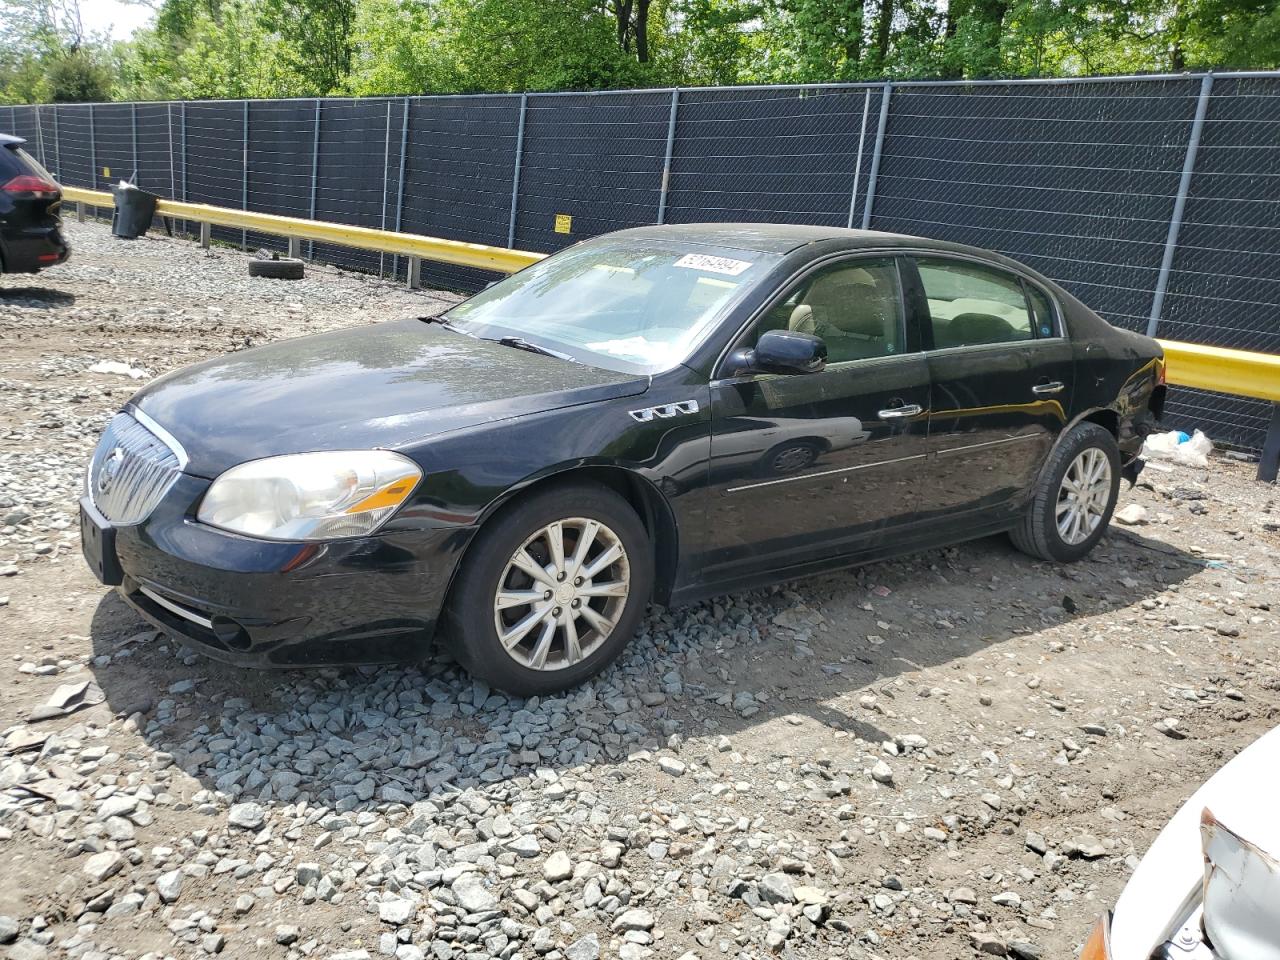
[1,221,1278,960]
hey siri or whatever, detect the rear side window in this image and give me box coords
[1026,284,1057,338]
[917,258,1034,348]
[15,148,54,181]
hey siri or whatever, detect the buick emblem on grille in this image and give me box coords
[97,447,125,494]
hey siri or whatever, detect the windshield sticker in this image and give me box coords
[674,253,753,276]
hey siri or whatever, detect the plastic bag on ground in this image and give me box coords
[1142,429,1213,468]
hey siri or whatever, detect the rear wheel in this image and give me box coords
[1010,422,1120,562]
[444,482,653,696]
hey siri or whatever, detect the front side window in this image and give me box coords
[740,257,905,365]
[917,258,1035,348]
[445,238,780,374]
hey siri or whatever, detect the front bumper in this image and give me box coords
[82,476,474,667]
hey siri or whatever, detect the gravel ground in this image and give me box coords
[2,221,1279,960]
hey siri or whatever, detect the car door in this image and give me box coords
[700,254,931,583]
[908,254,1075,518]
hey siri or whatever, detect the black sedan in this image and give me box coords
[81,225,1164,695]
[0,134,68,273]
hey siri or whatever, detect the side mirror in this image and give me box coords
[725,329,827,377]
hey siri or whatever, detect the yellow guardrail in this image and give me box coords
[1156,339,1280,404]
[62,186,545,274]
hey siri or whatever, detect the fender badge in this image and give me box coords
[629,400,700,423]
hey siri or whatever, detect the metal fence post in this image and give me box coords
[1147,74,1214,338]
[379,99,393,277]
[166,104,175,199]
[180,102,188,237]
[507,93,527,249]
[308,99,321,260]
[241,100,249,250]
[34,104,45,167]
[130,102,138,183]
[88,104,97,192]
[394,97,410,284]
[656,89,679,224]
[846,89,872,229]
[51,104,60,179]
[860,82,892,230]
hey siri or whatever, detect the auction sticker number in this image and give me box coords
[674,253,753,276]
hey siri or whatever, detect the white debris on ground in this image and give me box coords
[0,221,1278,960]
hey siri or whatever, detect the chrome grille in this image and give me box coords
[87,411,184,524]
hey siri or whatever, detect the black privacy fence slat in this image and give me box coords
[4,72,1279,449]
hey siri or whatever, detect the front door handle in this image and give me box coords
[878,403,923,419]
[1032,381,1065,396]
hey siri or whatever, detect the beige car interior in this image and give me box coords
[782,265,901,363]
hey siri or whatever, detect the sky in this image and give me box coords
[79,0,155,41]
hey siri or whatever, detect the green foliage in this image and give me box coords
[4,0,1280,104]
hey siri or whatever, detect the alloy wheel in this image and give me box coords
[492,517,631,671]
[1056,447,1112,545]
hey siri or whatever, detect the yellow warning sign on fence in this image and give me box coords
[103,167,110,177]
[554,214,572,234]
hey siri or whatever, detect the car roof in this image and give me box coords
[609,222,1014,260]
[0,134,25,149]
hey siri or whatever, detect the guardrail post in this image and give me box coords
[507,93,527,249]
[407,256,421,290]
[393,97,410,281]
[77,201,85,223]
[1147,74,1214,338]
[847,88,872,228]
[288,237,302,258]
[1260,403,1280,483]
[241,100,249,250]
[657,89,679,224]
[860,82,892,230]
[200,221,211,250]
[309,99,321,260]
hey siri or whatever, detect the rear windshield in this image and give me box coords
[446,237,780,374]
[15,147,55,182]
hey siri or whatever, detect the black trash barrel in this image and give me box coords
[110,182,158,239]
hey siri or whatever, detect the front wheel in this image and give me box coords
[1010,422,1121,562]
[443,482,654,696]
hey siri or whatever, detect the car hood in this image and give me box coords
[132,319,649,477]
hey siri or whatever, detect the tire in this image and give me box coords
[248,257,304,280]
[1010,422,1121,563]
[443,481,654,696]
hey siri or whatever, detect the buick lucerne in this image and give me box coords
[81,225,1165,695]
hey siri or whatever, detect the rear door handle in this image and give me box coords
[1032,381,1065,396]
[878,403,923,419]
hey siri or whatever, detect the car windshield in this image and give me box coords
[444,237,780,374]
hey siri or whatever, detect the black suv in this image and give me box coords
[1,134,68,274]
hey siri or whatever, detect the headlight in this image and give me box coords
[197,450,421,541]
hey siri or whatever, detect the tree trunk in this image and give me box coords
[615,0,634,53]
[635,0,650,62]
[875,0,892,65]
[845,0,865,68]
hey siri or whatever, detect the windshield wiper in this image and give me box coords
[491,336,579,363]
[419,313,459,330]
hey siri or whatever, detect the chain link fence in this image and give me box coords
[5,72,1278,449]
